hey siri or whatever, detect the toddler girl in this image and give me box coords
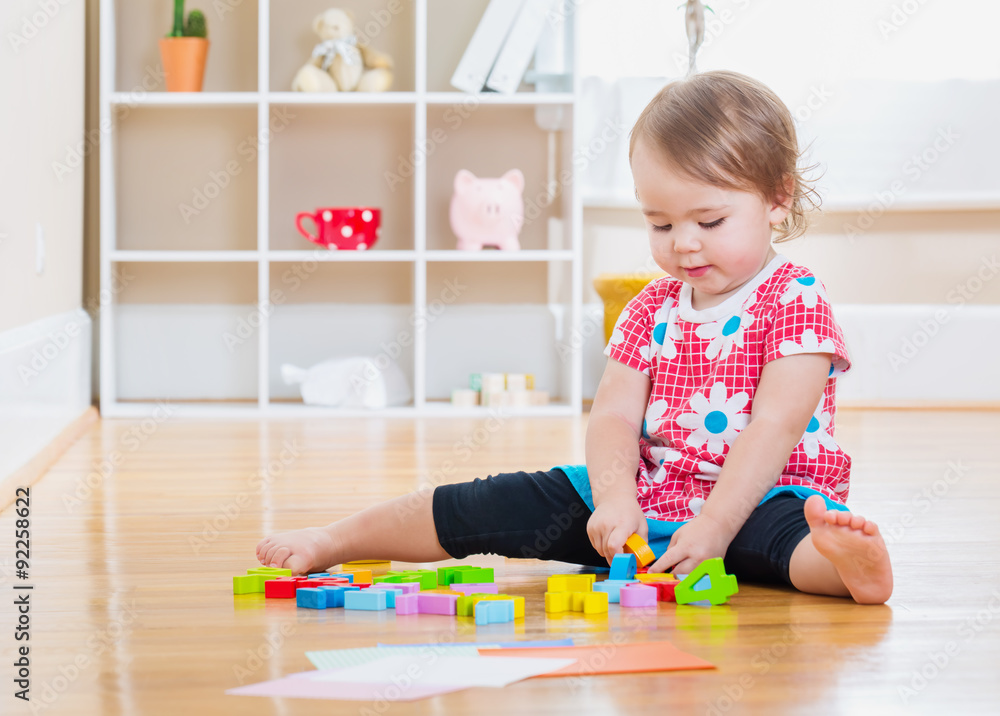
[257,71,893,604]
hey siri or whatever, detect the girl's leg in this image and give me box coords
[724,493,892,604]
[788,495,893,604]
[256,469,604,575]
[256,488,449,575]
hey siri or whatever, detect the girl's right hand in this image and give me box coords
[586,498,648,565]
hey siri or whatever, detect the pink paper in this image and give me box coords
[227,671,465,701]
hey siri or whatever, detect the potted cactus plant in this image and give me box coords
[158,0,209,92]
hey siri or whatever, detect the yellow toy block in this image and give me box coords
[624,533,656,567]
[583,591,609,614]
[545,591,570,613]
[547,574,596,593]
[636,573,676,584]
[570,591,587,611]
[340,568,372,584]
[344,560,391,571]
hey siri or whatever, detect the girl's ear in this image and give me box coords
[769,175,795,224]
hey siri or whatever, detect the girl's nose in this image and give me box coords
[673,230,700,253]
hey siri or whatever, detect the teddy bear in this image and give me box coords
[291,8,394,92]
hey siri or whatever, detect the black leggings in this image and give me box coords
[432,469,812,586]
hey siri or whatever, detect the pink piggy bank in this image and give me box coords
[449,169,525,251]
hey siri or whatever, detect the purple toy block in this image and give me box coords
[417,593,459,616]
[395,593,420,615]
[396,582,421,595]
[619,583,658,607]
[448,583,499,596]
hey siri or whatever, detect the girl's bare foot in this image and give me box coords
[803,495,893,604]
[256,526,343,576]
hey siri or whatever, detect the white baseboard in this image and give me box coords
[0,309,93,481]
[106,302,999,407]
[581,302,1000,404]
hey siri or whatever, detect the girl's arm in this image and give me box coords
[585,358,652,562]
[651,352,833,574]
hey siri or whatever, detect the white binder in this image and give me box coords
[450,0,528,94]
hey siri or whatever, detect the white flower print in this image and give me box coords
[650,300,682,361]
[695,300,756,361]
[676,382,750,453]
[780,275,829,309]
[608,308,629,347]
[778,329,836,357]
[688,497,706,515]
[696,461,722,481]
[799,397,839,459]
[647,447,682,484]
[643,399,673,442]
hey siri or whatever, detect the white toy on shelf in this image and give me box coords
[282,357,411,409]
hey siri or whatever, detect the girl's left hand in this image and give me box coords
[648,514,735,575]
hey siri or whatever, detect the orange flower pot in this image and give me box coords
[159,37,209,92]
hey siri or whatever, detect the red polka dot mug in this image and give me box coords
[294,207,381,250]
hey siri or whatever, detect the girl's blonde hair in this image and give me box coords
[628,70,821,242]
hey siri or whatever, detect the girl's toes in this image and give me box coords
[849,514,866,530]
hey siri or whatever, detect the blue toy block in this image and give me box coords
[308,572,331,578]
[609,553,637,581]
[328,572,354,583]
[344,589,388,611]
[296,588,328,609]
[593,579,638,603]
[368,586,404,608]
[475,599,515,625]
[318,585,357,608]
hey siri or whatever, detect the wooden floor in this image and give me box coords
[2,409,999,715]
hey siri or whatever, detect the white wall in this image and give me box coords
[0,0,89,482]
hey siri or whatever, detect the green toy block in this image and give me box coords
[437,565,493,586]
[674,558,738,605]
[248,567,292,577]
[385,570,437,590]
[456,595,475,617]
[451,567,494,584]
[233,575,265,594]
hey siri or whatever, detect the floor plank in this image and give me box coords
[1,409,998,714]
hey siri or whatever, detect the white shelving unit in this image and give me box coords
[100,0,583,418]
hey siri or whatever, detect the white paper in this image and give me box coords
[312,654,576,688]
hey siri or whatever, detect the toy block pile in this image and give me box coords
[451,373,549,408]
[235,562,525,625]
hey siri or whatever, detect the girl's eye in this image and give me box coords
[652,224,671,232]
[700,218,726,229]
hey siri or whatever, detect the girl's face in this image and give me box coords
[631,137,790,310]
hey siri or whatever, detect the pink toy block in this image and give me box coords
[396,582,421,595]
[395,593,419,615]
[448,583,499,596]
[620,583,658,608]
[417,593,459,616]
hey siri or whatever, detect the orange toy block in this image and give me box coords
[340,568,373,584]
[623,534,656,568]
